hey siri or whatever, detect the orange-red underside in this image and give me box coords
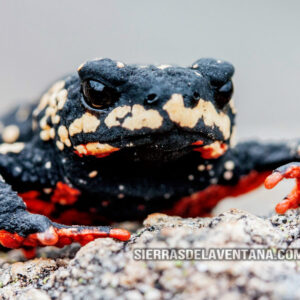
[0,171,271,258]
[166,170,271,217]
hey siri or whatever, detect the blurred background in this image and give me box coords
[1,0,300,215]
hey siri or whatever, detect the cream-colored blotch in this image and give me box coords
[163,94,231,140]
[2,125,20,143]
[69,113,100,137]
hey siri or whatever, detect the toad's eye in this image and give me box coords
[215,81,233,109]
[82,80,119,109]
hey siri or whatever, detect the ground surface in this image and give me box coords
[1,209,300,299]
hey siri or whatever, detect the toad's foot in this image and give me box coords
[265,162,300,214]
[0,220,130,258]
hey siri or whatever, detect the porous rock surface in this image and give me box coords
[1,209,300,299]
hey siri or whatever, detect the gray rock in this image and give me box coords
[1,209,300,299]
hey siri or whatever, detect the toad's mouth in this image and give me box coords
[73,132,228,160]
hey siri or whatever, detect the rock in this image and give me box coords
[1,208,300,299]
[16,289,51,300]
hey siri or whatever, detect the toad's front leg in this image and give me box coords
[0,176,130,258]
[265,162,300,214]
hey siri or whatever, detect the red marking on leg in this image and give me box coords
[51,182,81,205]
[265,165,300,214]
[19,191,55,217]
[275,178,300,214]
[22,248,36,259]
[166,171,270,217]
[0,226,130,251]
[193,142,228,159]
[264,172,284,189]
[37,226,59,245]
[0,230,24,248]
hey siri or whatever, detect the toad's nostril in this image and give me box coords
[193,92,200,101]
[145,93,159,105]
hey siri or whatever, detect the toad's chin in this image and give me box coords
[72,137,228,162]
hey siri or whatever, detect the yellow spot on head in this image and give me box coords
[122,105,163,130]
[56,89,68,110]
[49,128,56,139]
[69,113,101,136]
[2,125,20,143]
[104,106,131,128]
[40,130,51,141]
[105,105,163,130]
[34,81,64,117]
[52,115,61,124]
[163,94,231,140]
[39,116,50,130]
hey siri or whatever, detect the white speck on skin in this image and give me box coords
[14,166,22,173]
[188,175,194,181]
[197,165,205,172]
[56,141,64,151]
[224,171,233,180]
[118,193,125,199]
[45,162,52,169]
[224,160,235,170]
[126,142,134,147]
[210,178,218,184]
[43,188,52,194]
